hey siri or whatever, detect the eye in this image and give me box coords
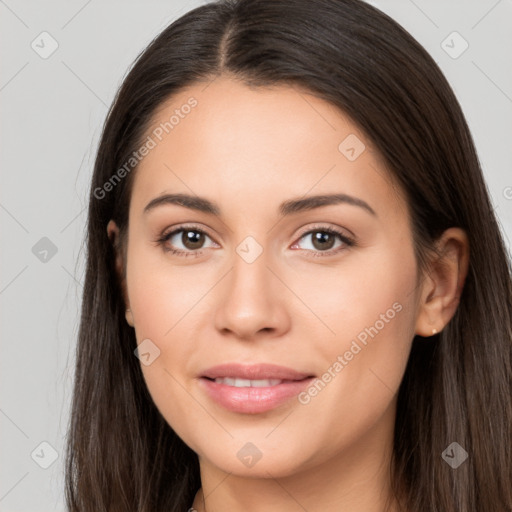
[291,226,355,257]
[156,224,218,257]
[155,223,355,258]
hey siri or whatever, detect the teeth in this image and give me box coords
[214,377,283,387]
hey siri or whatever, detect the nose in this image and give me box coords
[213,245,291,341]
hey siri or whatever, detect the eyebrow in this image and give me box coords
[143,192,377,217]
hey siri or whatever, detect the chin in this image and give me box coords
[196,437,316,479]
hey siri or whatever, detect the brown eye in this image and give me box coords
[311,231,336,251]
[157,225,218,256]
[180,229,206,250]
[292,226,355,257]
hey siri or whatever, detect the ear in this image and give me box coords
[414,227,469,337]
[107,219,134,327]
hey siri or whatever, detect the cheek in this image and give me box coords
[292,240,417,348]
[126,237,204,339]
[127,259,202,443]
[294,242,418,408]
[124,243,199,395]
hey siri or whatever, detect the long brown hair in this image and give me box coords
[65,0,512,510]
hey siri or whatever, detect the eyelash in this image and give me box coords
[155,223,356,258]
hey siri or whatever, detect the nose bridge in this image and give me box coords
[229,232,274,300]
[213,229,289,337]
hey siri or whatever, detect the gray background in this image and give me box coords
[1,1,511,510]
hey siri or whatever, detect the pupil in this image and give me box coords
[313,231,334,250]
[183,230,204,249]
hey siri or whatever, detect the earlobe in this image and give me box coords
[414,227,469,337]
[107,219,120,255]
[414,270,440,337]
[125,308,134,327]
[106,219,131,317]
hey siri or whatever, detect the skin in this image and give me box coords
[107,76,469,512]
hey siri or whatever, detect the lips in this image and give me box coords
[198,363,316,413]
[200,362,314,381]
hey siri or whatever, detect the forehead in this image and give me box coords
[129,76,406,222]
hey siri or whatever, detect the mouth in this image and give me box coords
[202,377,307,387]
[198,363,316,414]
[200,362,314,381]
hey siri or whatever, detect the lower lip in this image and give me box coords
[198,377,315,414]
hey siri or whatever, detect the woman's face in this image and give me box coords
[109,76,423,478]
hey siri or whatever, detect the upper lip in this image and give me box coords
[200,363,314,381]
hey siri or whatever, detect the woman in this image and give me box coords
[65,0,512,510]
